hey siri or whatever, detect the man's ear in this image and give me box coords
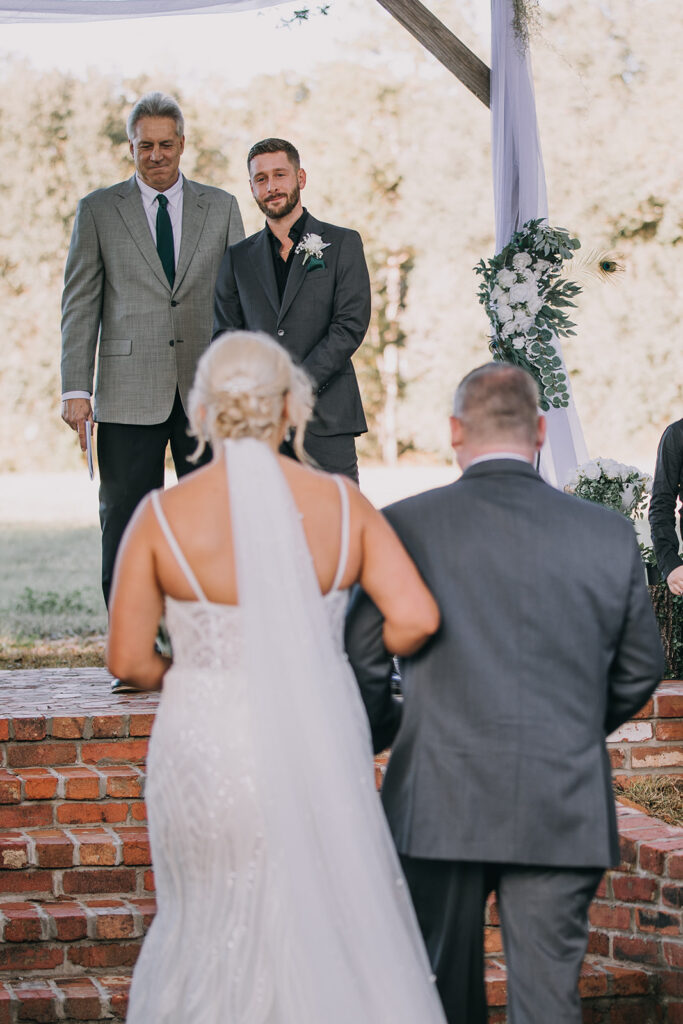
[450,416,464,451]
[298,167,306,191]
[536,414,547,451]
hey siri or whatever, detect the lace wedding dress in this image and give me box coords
[126,438,445,1024]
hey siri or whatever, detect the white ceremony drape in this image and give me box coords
[0,0,279,21]
[491,0,587,487]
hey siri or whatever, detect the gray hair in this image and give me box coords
[127,92,184,141]
[452,362,540,445]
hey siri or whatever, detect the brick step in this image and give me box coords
[0,715,153,772]
[0,825,153,901]
[0,766,146,828]
[0,897,155,978]
[0,959,657,1024]
[0,974,130,1023]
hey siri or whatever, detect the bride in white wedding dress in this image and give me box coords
[107,331,447,1024]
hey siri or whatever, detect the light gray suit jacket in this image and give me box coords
[61,175,244,425]
[213,211,369,437]
[345,459,665,869]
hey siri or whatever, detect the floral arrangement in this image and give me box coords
[295,232,330,270]
[564,457,654,562]
[475,219,582,411]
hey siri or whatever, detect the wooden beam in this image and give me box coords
[375,0,490,108]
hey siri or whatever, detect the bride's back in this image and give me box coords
[151,452,358,605]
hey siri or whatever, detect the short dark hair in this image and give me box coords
[452,363,540,446]
[127,91,184,140]
[247,138,300,172]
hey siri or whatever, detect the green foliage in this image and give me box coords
[475,219,582,410]
[16,586,93,616]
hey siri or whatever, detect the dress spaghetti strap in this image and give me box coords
[330,476,351,593]
[150,490,207,603]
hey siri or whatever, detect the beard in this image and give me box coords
[255,183,300,219]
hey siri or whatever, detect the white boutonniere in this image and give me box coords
[295,232,331,270]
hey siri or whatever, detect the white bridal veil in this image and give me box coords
[226,438,446,1023]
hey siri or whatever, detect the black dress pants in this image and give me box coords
[280,429,359,483]
[97,389,210,606]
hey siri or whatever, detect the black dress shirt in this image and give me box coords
[267,210,307,303]
[649,418,683,580]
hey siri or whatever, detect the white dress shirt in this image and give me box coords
[469,452,532,466]
[62,174,185,402]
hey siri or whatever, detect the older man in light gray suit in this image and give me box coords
[61,91,244,609]
[346,363,665,1024]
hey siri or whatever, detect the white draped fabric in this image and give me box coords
[0,0,277,21]
[491,0,587,486]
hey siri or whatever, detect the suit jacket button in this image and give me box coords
[277,329,285,337]
[169,339,175,347]
[171,300,178,307]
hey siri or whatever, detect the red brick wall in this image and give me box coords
[608,681,683,779]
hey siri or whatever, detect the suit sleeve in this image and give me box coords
[226,196,245,248]
[605,532,667,735]
[344,585,402,754]
[301,229,371,391]
[648,423,683,580]
[60,198,104,394]
[213,246,246,338]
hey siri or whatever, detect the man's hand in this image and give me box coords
[667,566,683,596]
[62,398,93,452]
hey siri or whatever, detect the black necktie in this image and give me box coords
[155,193,175,288]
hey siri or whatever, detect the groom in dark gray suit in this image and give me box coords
[346,363,665,1024]
[213,138,370,481]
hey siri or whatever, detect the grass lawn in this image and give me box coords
[0,523,106,667]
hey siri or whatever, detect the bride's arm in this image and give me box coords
[353,492,440,657]
[106,499,170,689]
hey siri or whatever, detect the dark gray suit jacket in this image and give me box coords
[213,211,369,437]
[345,459,665,869]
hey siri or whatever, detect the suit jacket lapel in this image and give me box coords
[249,228,280,316]
[115,177,170,292]
[278,212,319,324]
[174,177,208,293]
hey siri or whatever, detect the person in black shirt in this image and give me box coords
[649,419,683,594]
[213,138,370,482]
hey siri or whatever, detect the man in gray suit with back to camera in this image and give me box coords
[213,138,370,482]
[346,363,665,1024]
[61,91,244,613]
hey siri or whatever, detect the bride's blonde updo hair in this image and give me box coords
[189,331,314,462]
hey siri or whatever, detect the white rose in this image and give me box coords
[583,461,601,481]
[521,269,536,284]
[509,283,533,306]
[513,313,533,332]
[496,303,514,323]
[501,321,515,338]
[512,336,525,349]
[512,252,532,270]
[527,295,543,315]
[535,259,553,275]
[497,269,516,288]
[621,482,637,511]
[634,518,653,547]
[490,284,505,302]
